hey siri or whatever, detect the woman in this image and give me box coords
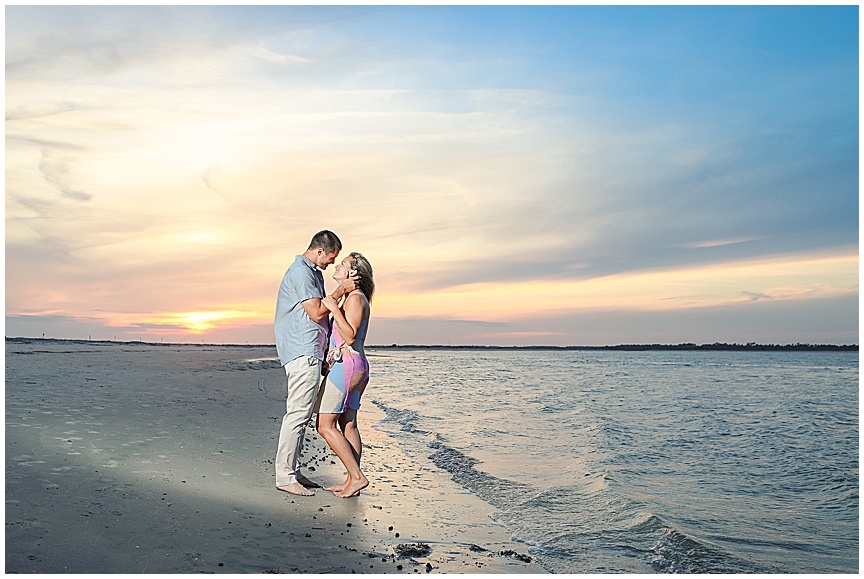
[316,252,374,498]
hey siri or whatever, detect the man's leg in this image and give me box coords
[275,356,322,494]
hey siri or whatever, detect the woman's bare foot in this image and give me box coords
[277,482,314,496]
[325,479,349,493]
[334,476,368,498]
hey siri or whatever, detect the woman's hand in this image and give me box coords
[322,295,339,312]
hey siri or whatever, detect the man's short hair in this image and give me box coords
[308,230,342,254]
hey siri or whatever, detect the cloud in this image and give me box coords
[7,6,236,82]
[683,237,763,249]
[742,291,772,302]
[9,291,857,346]
[251,45,313,66]
[4,6,858,346]
[366,293,859,346]
[124,322,189,331]
[6,103,85,122]
[202,167,232,202]
[371,249,858,323]
[365,317,509,346]
[38,152,92,201]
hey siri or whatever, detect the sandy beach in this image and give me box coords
[5,338,541,574]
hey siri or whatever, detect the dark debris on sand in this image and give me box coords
[394,543,432,559]
[497,549,532,563]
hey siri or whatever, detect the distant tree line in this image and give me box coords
[593,342,857,352]
[372,343,858,352]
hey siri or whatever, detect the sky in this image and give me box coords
[5,5,859,346]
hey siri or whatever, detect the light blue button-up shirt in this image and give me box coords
[274,255,330,366]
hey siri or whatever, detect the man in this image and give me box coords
[274,230,358,496]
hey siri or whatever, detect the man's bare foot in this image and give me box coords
[277,482,314,496]
[324,479,349,493]
[334,477,368,498]
[297,475,321,489]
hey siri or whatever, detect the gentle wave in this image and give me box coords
[373,399,766,573]
[366,350,858,574]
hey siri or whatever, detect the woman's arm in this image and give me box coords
[325,293,366,346]
[302,274,359,322]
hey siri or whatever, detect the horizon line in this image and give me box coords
[5,336,858,351]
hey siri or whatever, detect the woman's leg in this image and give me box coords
[339,408,362,463]
[316,412,368,498]
[324,409,362,493]
[316,412,349,491]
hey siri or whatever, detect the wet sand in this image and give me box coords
[5,338,541,574]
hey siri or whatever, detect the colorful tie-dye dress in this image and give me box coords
[317,316,369,414]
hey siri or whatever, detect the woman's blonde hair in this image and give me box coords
[348,252,375,301]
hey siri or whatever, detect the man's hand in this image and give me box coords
[338,269,360,295]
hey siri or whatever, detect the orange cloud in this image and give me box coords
[372,250,858,322]
[475,331,565,339]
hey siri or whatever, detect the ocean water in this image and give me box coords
[364,348,858,573]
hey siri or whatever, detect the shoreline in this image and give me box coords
[5,340,541,574]
[6,336,858,352]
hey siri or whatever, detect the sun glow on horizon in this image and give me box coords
[117,310,266,335]
[6,248,856,343]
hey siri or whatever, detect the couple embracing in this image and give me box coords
[273,230,374,498]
